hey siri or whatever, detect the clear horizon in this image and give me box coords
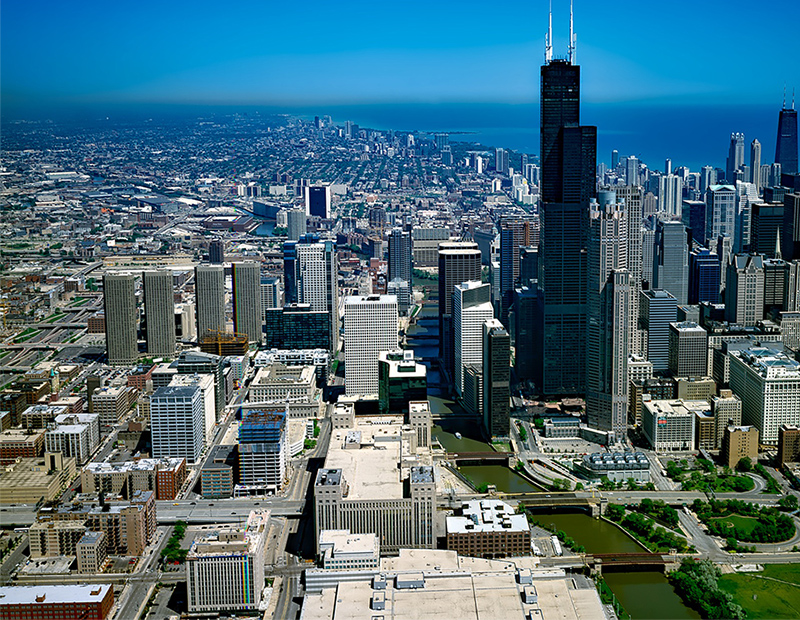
[2,0,799,111]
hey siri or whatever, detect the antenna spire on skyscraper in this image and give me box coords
[545,0,553,63]
[568,0,576,64]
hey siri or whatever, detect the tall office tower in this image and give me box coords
[750,139,762,192]
[616,186,643,356]
[498,218,531,324]
[494,148,509,175]
[642,226,656,286]
[626,156,639,186]
[786,261,800,311]
[653,219,689,304]
[700,166,717,194]
[513,286,541,383]
[305,185,331,218]
[640,289,678,372]
[539,49,597,394]
[735,181,758,253]
[716,235,733,293]
[586,192,630,441]
[239,409,288,493]
[751,201,785,257]
[483,319,510,438]
[726,132,745,182]
[195,265,226,340]
[776,96,798,174]
[388,228,413,283]
[287,208,306,241]
[208,239,225,264]
[260,276,282,318]
[724,254,765,326]
[103,273,138,365]
[232,262,262,344]
[284,235,339,351]
[143,270,175,357]
[151,384,204,463]
[664,158,672,175]
[343,295,398,396]
[438,242,481,382]
[689,248,721,304]
[764,258,787,315]
[186,511,268,614]
[705,185,737,245]
[519,246,539,286]
[658,174,683,216]
[682,200,707,244]
[668,322,708,378]
[611,149,619,169]
[453,282,493,396]
[782,193,800,260]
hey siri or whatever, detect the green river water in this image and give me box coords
[538,512,701,620]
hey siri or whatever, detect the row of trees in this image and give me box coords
[604,504,691,552]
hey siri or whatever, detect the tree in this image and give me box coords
[626,477,638,490]
[778,494,798,511]
[736,456,752,472]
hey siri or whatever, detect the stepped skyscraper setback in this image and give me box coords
[537,2,597,394]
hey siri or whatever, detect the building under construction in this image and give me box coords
[199,330,249,357]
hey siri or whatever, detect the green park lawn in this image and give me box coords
[718,564,800,619]
[708,514,759,536]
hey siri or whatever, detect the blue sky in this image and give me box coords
[2,0,799,109]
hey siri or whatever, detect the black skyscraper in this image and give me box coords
[537,55,597,395]
[776,99,798,175]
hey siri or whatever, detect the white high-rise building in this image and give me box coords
[150,384,204,463]
[705,185,737,245]
[344,295,398,396]
[287,208,307,241]
[169,374,216,443]
[658,174,683,216]
[729,345,800,444]
[186,510,269,613]
[586,192,630,441]
[453,281,493,396]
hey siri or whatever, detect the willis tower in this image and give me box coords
[537,2,597,394]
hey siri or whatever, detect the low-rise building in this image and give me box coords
[81,458,187,501]
[91,385,138,427]
[445,499,530,559]
[20,404,68,429]
[0,452,76,505]
[186,510,269,613]
[319,530,380,570]
[721,425,759,469]
[200,445,238,499]
[642,400,701,452]
[45,413,100,464]
[250,363,318,402]
[0,428,45,465]
[778,424,800,468]
[574,452,650,483]
[0,584,114,620]
[29,520,89,558]
[77,531,108,574]
[36,490,156,556]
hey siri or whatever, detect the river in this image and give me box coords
[536,512,701,620]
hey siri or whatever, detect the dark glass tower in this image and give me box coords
[538,58,597,395]
[688,248,721,305]
[776,102,798,175]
